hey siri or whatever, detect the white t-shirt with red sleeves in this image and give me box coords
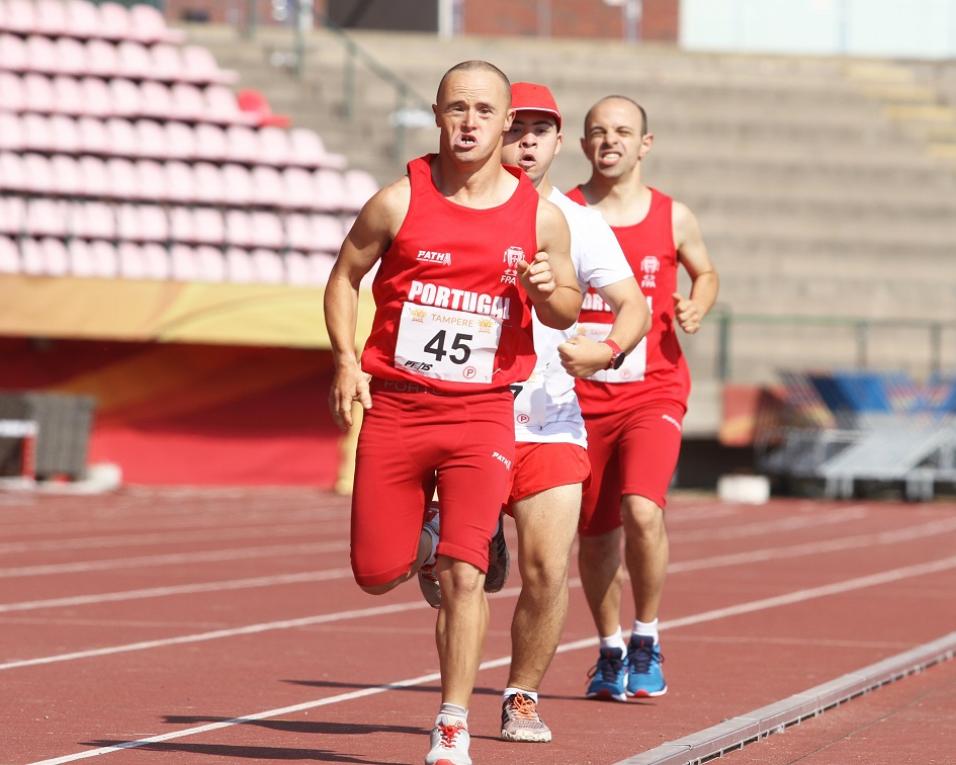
[512,188,634,447]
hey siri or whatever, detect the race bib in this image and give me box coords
[576,322,647,383]
[394,302,501,383]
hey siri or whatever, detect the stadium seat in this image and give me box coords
[0,235,19,273]
[110,78,141,117]
[140,242,169,279]
[70,201,116,239]
[192,207,226,244]
[79,155,111,196]
[135,119,167,159]
[258,126,292,165]
[0,153,25,193]
[224,210,253,247]
[220,163,254,205]
[3,1,35,35]
[225,247,255,283]
[313,214,346,251]
[251,248,285,283]
[0,196,25,234]
[193,162,225,205]
[36,0,69,37]
[24,73,55,113]
[85,38,120,78]
[314,169,346,212]
[237,89,290,128]
[171,83,206,121]
[79,76,111,116]
[55,37,87,76]
[309,251,337,283]
[21,113,53,152]
[0,112,22,151]
[0,72,25,112]
[225,125,259,164]
[40,237,70,276]
[164,161,195,204]
[129,3,184,45]
[206,85,254,125]
[150,43,183,82]
[22,153,55,194]
[181,45,237,85]
[98,2,131,41]
[250,212,284,249]
[107,157,139,200]
[26,199,68,237]
[78,116,110,155]
[51,154,83,195]
[50,114,81,153]
[170,244,200,281]
[195,245,226,282]
[169,206,195,243]
[344,169,379,209]
[69,238,119,278]
[140,81,174,120]
[106,117,138,157]
[0,35,28,72]
[27,35,57,75]
[285,250,312,285]
[194,123,228,162]
[117,41,152,80]
[117,204,168,242]
[289,128,328,168]
[163,120,195,160]
[285,214,312,251]
[252,165,284,207]
[135,159,168,201]
[67,0,101,39]
[117,240,145,279]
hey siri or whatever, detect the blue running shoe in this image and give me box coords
[626,635,667,697]
[585,647,628,702]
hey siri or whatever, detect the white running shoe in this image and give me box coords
[424,715,471,765]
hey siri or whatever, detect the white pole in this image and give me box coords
[438,0,454,38]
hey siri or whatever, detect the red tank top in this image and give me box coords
[566,185,690,412]
[361,155,539,393]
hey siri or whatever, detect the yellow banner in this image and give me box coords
[0,276,375,348]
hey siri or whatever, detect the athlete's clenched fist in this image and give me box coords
[517,251,557,304]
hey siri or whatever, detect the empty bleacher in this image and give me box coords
[0,0,379,286]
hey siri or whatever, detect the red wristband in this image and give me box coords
[600,339,624,370]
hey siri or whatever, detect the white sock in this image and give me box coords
[599,627,627,656]
[632,619,659,643]
[503,687,538,703]
[437,702,468,725]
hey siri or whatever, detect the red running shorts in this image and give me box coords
[505,441,591,509]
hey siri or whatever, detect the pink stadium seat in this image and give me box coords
[258,126,291,166]
[140,242,169,279]
[224,210,253,247]
[0,1,5,31]
[0,72,25,112]
[79,76,111,117]
[237,89,289,128]
[314,168,346,212]
[35,0,69,36]
[0,235,19,274]
[52,75,85,116]
[67,0,101,39]
[22,153,55,194]
[284,250,311,286]
[135,159,167,201]
[109,78,141,117]
[285,213,312,251]
[24,74,55,113]
[50,115,81,153]
[194,123,228,161]
[0,196,25,235]
[225,125,258,163]
[171,83,206,121]
[67,239,95,277]
[40,238,69,276]
[0,112,22,151]
[106,117,138,157]
[129,3,184,45]
[51,154,83,195]
[26,199,67,238]
[117,241,145,279]
[70,201,116,239]
[98,2,131,41]
[117,41,152,80]
[220,163,253,206]
[193,162,225,205]
[0,152,26,192]
[313,214,346,252]
[27,35,57,75]
[118,203,167,242]
[225,247,255,283]
[169,206,195,243]
[252,248,285,284]
[252,165,284,207]
[181,45,237,85]
[206,85,253,125]
[54,38,87,77]
[344,169,379,210]
[282,167,317,210]
[170,244,199,281]
[164,160,194,204]
[79,155,110,197]
[289,128,328,168]
[2,3,33,36]
[250,211,284,249]
[20,238,43,275]
[195,245,226,282]
[89,240,119,278]
[85,38,120,78]
[107,157,139,199]
[0,34,27,72]
[309,252,336,283]
[163,121,195,160]
[78,116,110,154]
[139,80,174,120]
[134,120,166,159]
[192,207,225,244]
[150,44,183,81]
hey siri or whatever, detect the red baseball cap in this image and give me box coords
[510,82,562,130]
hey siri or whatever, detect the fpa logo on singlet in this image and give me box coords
[640,255,660,290]
[501,246,525,285]
[417,250,452,266]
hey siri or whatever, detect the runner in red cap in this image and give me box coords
[324,61,580,765]
[496,82,649,742]
[567,95,719,702]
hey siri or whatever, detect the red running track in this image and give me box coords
[1,488,954,765]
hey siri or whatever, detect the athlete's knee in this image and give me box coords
[519,548,569,593]
[437,558,484,599]
[622,495,664,537]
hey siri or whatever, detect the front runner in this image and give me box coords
[568,95,719,702]
[496,82,650,742]
[324,61,580,765]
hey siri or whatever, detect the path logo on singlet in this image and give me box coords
[501,246,525,285]
[417,250,452,266]
[640,255,660,290]
[581,292,613,313]
[408,280,511,320]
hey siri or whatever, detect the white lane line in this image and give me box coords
[0,521,348,556]
[668,505,867,542]
[25,553,956,765]
[5,514,954,615]
[0,541,348,579]
[0,570,354,614]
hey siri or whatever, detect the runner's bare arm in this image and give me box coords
[558,276,650,378]
[519,198,581,330]
[672,201,719,335]
[324,179,410,430]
